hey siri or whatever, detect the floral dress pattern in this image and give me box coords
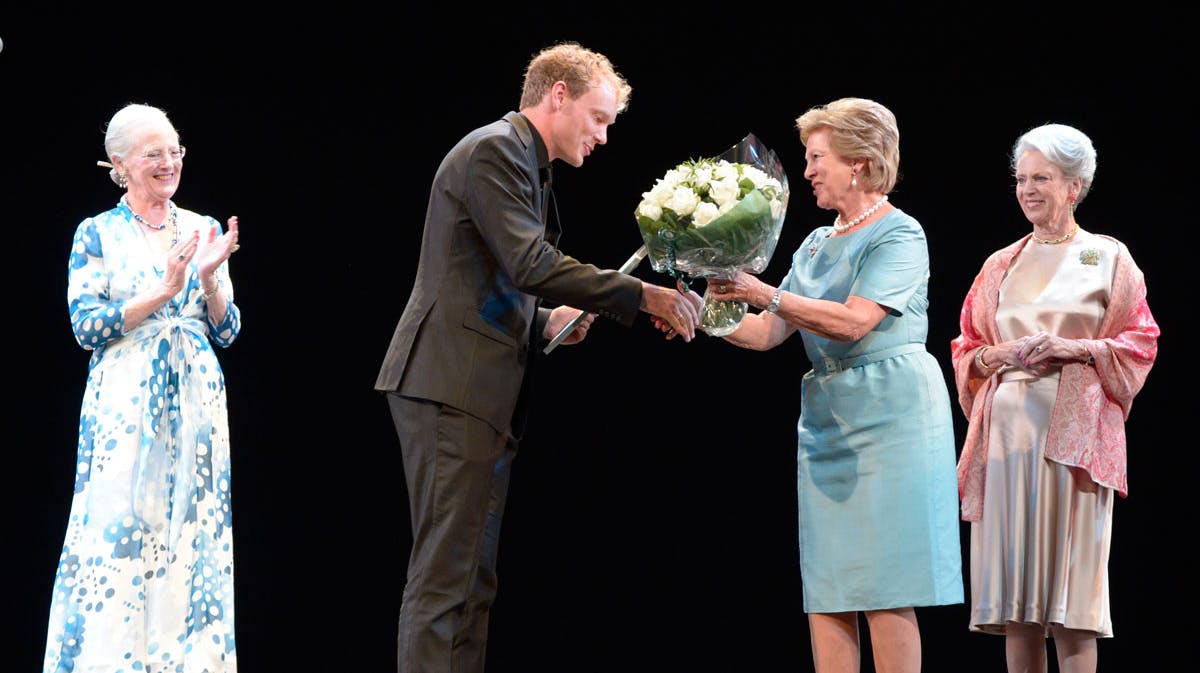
[43,200,241,673]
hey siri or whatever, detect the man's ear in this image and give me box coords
[550,81,568,112]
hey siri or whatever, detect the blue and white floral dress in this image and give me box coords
[43,200,241,673]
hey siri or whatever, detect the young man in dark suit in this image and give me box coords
[375,41,702,673]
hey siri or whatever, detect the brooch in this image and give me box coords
[1079,248,1100,266]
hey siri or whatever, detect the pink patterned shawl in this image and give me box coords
[949,234,1159,521]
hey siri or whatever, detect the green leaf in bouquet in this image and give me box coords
[638,210,687,274]
[672,188,776,270]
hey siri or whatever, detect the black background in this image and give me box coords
[4,5,1188,672]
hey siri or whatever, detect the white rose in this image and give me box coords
[708,178,741,210]
[693,201,720,226]
[662,167,687,186]
[637,199,663,221]
[713,160,738,182]
[665,185,700,216]
[742,165,770,188]
[645,180,676,207]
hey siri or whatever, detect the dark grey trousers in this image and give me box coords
[388,392,516,673]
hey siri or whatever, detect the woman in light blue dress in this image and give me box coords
[702,98,962,673]
[43,103,242,673]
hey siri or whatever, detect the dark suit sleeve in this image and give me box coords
[464,136,642,327]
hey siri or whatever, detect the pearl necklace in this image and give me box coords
[1031,223,1077,245]
[832,195,888,234]
[122,196,179,245]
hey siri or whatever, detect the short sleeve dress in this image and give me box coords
[42,200,241,672]
[780,208,963,613]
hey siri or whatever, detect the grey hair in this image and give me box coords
[101,103,177,186]
[1011,123,1097,204]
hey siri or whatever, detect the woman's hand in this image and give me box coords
[982,333,1084,376]
[1017,331,1091,368]
[197,216,240,279]
[706,272,771,308]
[164,231,200,296]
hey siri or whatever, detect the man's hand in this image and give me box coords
[641,282,703,341]
[544,306,596,346]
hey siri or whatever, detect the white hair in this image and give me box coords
[1011,123,1097,203]
[101,103,177,186]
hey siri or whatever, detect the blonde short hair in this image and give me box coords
[519,42,631,113]
[796,97,900,194]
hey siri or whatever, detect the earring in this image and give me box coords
[1069,194,1077,211]
[98,160,127,189]
[851,173,858,188]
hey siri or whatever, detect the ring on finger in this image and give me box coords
[1035,345,1044,353]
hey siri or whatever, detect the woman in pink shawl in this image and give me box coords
[950,123,1158,673]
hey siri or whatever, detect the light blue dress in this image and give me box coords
[43,201,241,672]
[781,209,962,613]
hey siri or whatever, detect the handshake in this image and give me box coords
[544,267,774,353]
[647,271,769,342]
[541,276,705,352]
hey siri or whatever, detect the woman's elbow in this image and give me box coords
[826,326,863,343]
[829,313,884,342]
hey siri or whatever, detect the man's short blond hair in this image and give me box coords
[520,42,631,113]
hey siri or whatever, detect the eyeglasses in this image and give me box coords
[140,146,187,163]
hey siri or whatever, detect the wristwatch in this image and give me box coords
[765,288,782,314]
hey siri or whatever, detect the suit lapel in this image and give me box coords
[540,164,561,247]
[507,111,558,248]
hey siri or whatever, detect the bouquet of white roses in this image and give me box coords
[635,134,789,336]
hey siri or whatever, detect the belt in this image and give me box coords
[810,343,926,375]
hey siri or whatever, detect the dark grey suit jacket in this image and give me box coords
[375,111,643,433]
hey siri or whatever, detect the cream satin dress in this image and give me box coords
[970,227,1118,637]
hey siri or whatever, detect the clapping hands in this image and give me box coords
[196,216,240,279]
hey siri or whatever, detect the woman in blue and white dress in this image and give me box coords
[43,103,242,673]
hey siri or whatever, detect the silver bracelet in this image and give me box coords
[765,288,783,314]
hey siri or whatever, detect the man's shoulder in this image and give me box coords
[459,114,521,143]
[445,116,533,170]
[448,116,521,153]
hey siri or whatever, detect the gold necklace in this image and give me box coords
[1031,223,1077,244]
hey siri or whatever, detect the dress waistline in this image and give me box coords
[810,343,926,375]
